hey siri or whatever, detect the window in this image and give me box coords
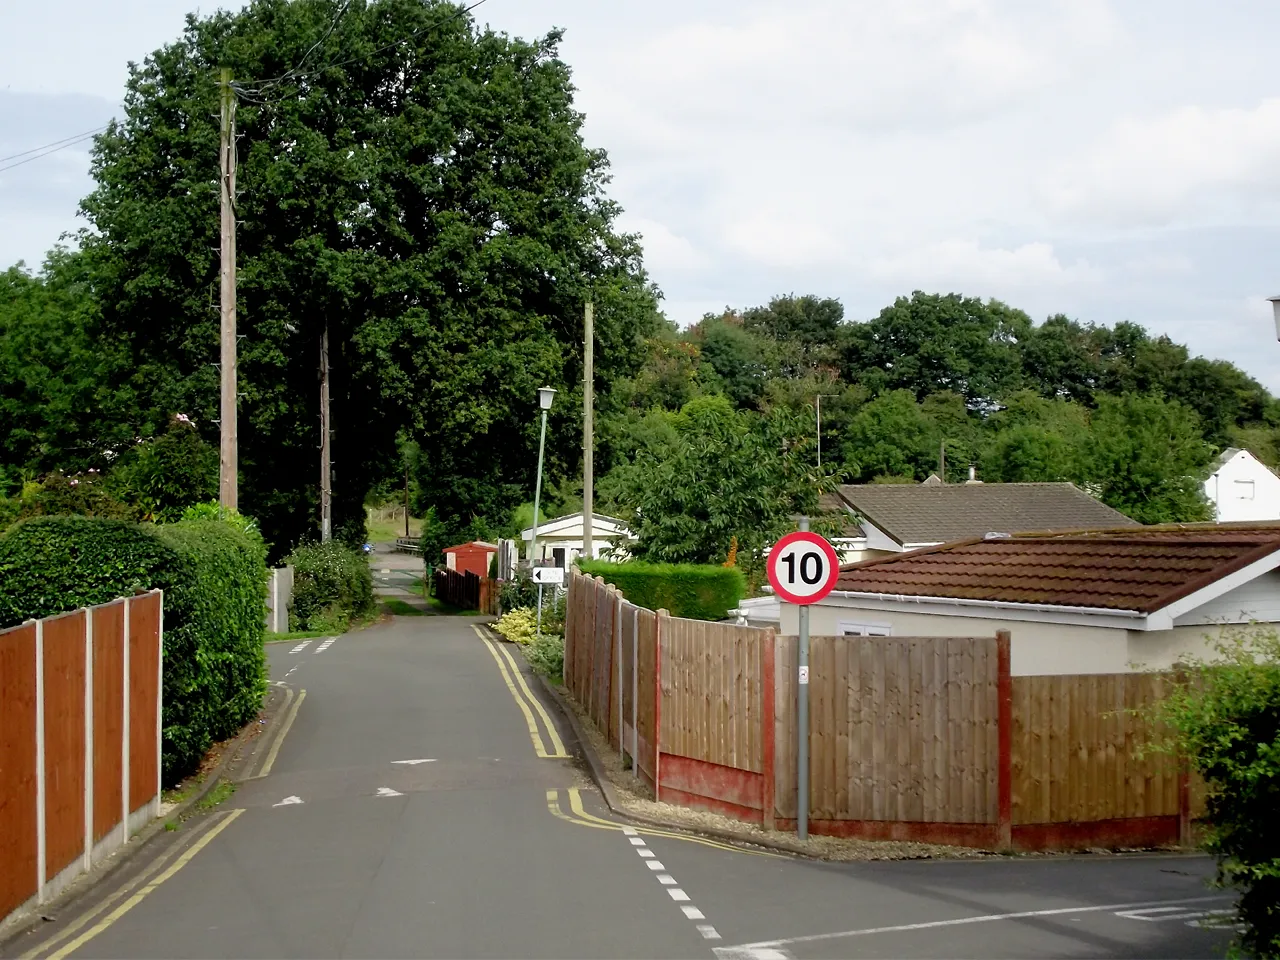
[838,621,892,637]
[1234,480,1256,500]
[553,547,567,568]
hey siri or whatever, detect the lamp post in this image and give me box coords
[1269,297,1280,341]
[531,385,556,638]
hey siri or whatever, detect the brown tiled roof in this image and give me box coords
[835,482,1136,546]
[834,523,1280,613]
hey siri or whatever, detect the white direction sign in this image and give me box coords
[766,531,840,605]
[531,566,565,585]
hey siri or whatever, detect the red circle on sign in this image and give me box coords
[766,531,840,605]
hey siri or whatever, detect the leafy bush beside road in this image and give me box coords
[578,560,746,621]
[0,513,268,783]
[494,607,564,681]
[1159,628,1280,957]
[286,540,374,632]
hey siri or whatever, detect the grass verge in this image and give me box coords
[381,598,427,616]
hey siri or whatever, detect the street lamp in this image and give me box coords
[1269,297,1280,341]
[531,386,556,638]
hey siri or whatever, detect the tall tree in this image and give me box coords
[76,0,659,553]
[611,396,830,575]
[842,292,1032,404]
[1087,393,1213,523]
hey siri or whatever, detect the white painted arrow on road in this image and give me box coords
[273,795,304,807]
[391,759,436,765]
[376,787,404,797]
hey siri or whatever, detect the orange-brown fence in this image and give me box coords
[0,592,163,928]
[566,572,776,823]
[565,571,1195,851]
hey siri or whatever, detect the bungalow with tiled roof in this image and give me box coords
[782,523,1280,675]
[821,481,1136,564]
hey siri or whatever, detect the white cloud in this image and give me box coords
[1045,98,1280,226]
[617,217,708,272]
[866,239,1101,290]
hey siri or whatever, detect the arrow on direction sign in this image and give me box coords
[376,787,404,797]
[273,795,304,807]
[391,759,436,765]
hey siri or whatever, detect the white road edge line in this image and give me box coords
[726,895,1234,951]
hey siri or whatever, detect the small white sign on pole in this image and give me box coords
[531,566,565,585]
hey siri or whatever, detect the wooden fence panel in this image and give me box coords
[128,593,161,813]
[1011,673,1179,825]
[658,618,765,773]
[0,623,39,921]
[635,608,658,789]
[775,635,999,826]
[92,603,125,843]
[42,611,86,882]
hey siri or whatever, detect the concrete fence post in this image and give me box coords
[83,608,94,871]
[34,618,46,904]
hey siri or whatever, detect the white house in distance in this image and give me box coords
[779,523,1280,676]
[520,512,636,567]
[1204,448,1280,522]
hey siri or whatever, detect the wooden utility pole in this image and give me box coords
[319,323,332,542]
[582,301,594,561]
[218,67,238,510]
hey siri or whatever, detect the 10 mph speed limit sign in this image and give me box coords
[766,531,840,604]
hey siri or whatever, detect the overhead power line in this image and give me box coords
[0,124,110,174]
[233,0,488,100]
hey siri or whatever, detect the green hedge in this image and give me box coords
[578,560,746,621]
[0,514,267,784]
[286,541,374,632]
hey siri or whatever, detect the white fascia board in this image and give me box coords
[1154,547,1280,626]
[861,521,905,553]
[823,590,1146,631]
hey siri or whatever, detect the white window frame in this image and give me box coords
[837,620,892,637]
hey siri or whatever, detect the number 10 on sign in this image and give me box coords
[766,530,839,605]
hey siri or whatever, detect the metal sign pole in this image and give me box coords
[797,515,810,841]
[536,583,544,640]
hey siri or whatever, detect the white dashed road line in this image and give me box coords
[624,832,721,941]
[315,638,336,653]
[289,640,312,653]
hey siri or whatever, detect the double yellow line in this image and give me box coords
[474,626,569,759]
[546,788,784,859]
[21,809,245,960]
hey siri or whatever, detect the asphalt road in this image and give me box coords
[5,616,1234,959]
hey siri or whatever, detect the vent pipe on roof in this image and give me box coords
[966,464,982,484]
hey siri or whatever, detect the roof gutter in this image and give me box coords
[826,589,1145,621]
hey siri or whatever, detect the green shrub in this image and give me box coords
[0,514,267,784]
[499,573,539,613]
[1158,627,1280,957]
[287,541,374,631]
[578,560,745,621]
[105,417,218,522]
[526,632,565,681]
[495,607,538,644]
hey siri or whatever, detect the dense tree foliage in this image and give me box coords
[1,3,1273,553]
[1,0,658,556]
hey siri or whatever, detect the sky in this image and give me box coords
[3,0,1280,388]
